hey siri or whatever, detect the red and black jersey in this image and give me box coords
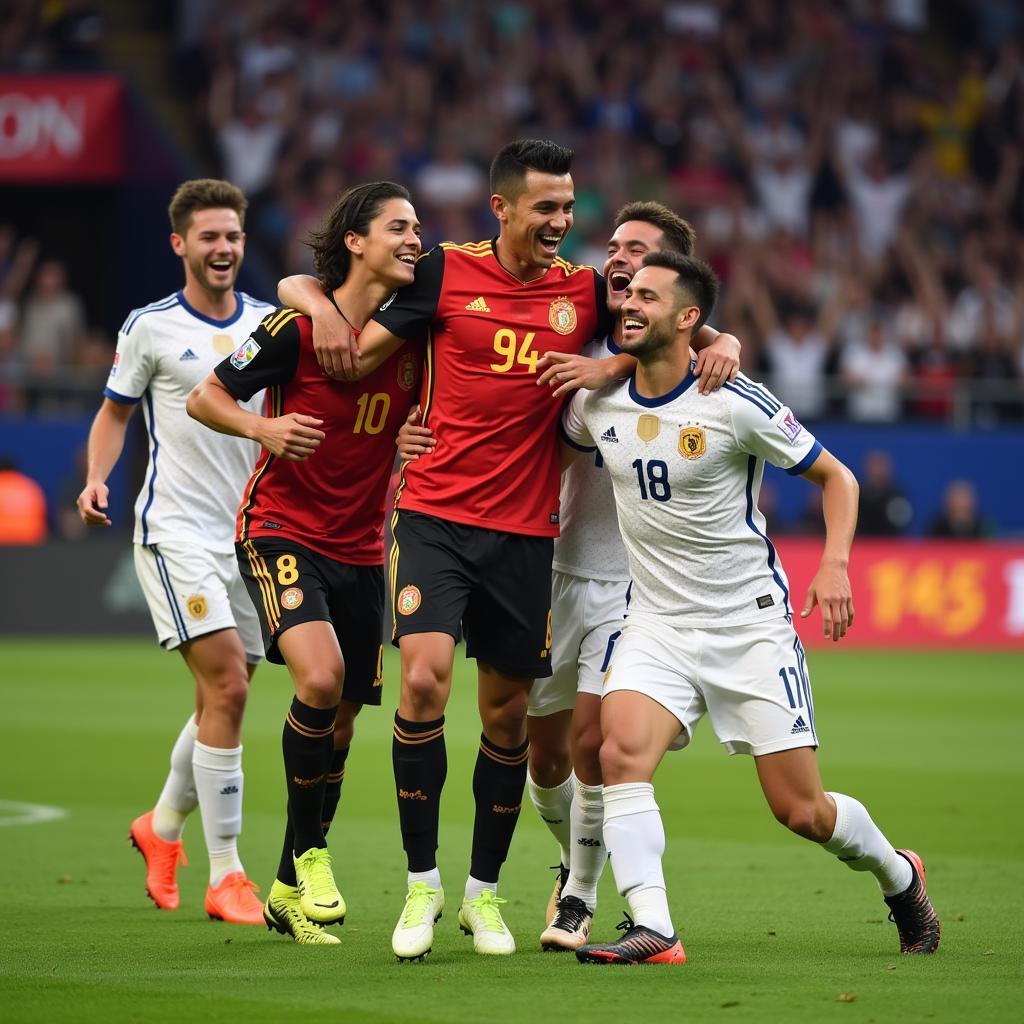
[374,239,609,537]
[215,304,419,565]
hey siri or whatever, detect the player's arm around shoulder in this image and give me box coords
[187,313,324,462]
[692,324,741,395]
[799,448,859,642]
[558,388,597,469]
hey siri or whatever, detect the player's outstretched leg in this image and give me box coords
[576,782,685,965]
[264,879,341,946]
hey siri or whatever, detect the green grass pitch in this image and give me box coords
[1,640,1021,1023]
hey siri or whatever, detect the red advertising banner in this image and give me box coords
[777,540,1024,649]
[0,75,124,183]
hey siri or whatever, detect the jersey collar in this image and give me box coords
[176,289,244,328]
[627,359,697,408]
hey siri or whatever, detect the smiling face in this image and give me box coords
[346,197,422,289]
[171,207,245,297]
[603,220,667,313]
[494,169,575,275]
[618,265,699,359]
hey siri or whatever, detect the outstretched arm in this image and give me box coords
[799,449,859,641]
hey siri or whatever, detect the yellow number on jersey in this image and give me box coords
[354,392,391,434]
[490,329,538,374]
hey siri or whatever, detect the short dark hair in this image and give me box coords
[641,250,718,333]
[306,181,412,291]
[489,139,574,199]
[614,201,696,257]
[168,179,248,235]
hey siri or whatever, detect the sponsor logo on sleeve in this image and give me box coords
[779,409,803,442]
[109,352,120,377]
[229,337,261,370]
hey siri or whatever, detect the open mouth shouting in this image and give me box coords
[537,232,562,258]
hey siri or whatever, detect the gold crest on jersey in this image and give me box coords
[186,595,208,620]
[397,352,417,391]
[211,333,236,356]
[678,426,706,460]
[549,296,577,335]
[637,414,660,442]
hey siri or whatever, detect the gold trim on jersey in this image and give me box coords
[440,240,493,258]
[553,256,597,277]
[237,385,282,542]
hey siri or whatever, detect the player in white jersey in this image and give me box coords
[562,251,940,965]
[76,179,273,925]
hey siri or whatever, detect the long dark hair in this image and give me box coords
[307,181,411,291]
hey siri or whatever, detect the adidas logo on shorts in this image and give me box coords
[791,716,810,735]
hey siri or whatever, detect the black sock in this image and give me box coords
[392,713,446,872]
[322,745,350,835]
[470,733,529,883]
[282,697,337,857]
[277,746,349,886]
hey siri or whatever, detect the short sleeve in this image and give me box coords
[103,319,155,404]
[214,307,301,401]
[726,378,822,475]
[559,389,597,452]
[372,246,445,340]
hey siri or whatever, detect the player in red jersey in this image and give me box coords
[187,182,422,946]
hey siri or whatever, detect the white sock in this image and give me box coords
[464,875,496,902]
[408,868,442,889]
[823,792,913,896]
[153,715,199,841]
[602,782,673,936]
[562,780,605,909]
[527,771,575,868]
[192,740,245,886]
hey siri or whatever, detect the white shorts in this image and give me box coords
[134,542,263,663]
[603,614,817,756]
[529,571,630,717]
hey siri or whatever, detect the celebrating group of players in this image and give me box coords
[77,139,940,964]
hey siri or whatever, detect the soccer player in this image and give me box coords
[562,251,940,964]
[76,179,272,925]
[187,182,423,946]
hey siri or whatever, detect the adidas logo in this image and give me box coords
[541,817,564,825]
[577,837,601,847]
[790,715,810,735]
[179,348,198,361]
[219,785,239,795]
[465,296,491,312]
[600,426,619,443]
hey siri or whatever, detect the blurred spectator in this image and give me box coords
[19,260,85,374]
[857,451,913,536]
[928,480,991,539]
[0,457,47,545]
[840,316,908,422]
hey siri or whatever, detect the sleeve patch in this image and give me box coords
[230,337,261,369]
[778,409,803,442]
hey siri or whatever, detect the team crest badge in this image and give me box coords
[230,337,261,369]
[281,587,304,610]
[637,414,660,442]
[397,585,421,616]
[186,595,208,620]
[678,426,706,460]
[549,296,577,336]
[212,333,236,356]
[397,352,417,391]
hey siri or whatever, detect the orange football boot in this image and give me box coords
[205,871,264,925]
[128,811,187,910]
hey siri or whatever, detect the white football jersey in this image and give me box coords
[553,333,630,583]
[562,364,822,627]
[104,290,274,552]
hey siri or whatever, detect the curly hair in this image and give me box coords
[306,181,412,291]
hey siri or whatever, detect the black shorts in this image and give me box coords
[389,509,553,679]
[236,538,384,706]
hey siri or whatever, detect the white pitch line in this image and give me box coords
[0,800,68,827]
